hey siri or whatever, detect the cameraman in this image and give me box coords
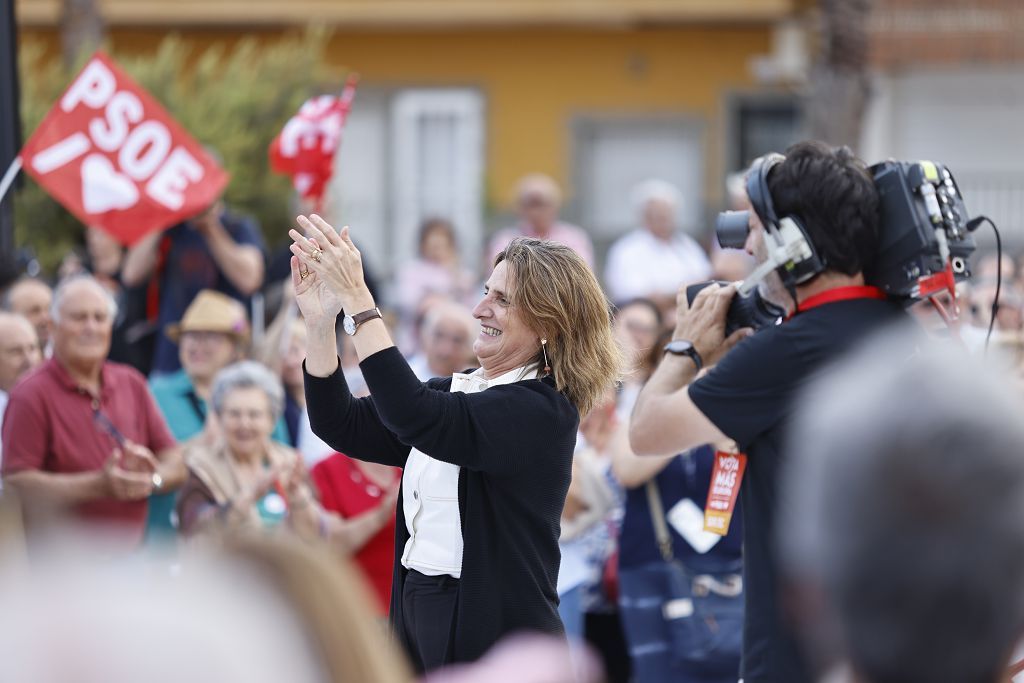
[629,141,906,683]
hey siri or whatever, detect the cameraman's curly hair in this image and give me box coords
[767,141,879,277]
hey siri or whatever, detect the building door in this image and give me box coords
[392,89,485,273]
[728,96,803,173]
[573,116,705,266]
[329,88,485,278]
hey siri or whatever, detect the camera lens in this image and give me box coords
[715,211,751,249]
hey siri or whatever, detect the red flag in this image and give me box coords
[269,74,358,208]
[19,51,228,246]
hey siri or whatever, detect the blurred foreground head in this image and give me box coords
[780,330,1024,683]
[0,528,411,683]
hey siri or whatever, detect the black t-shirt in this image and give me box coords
[689,297,905,683]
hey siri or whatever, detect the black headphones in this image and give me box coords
[746,153,826,288]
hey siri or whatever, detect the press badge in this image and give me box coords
[704,450,747,536]
[667,498,721,553]
[663,598,695,620]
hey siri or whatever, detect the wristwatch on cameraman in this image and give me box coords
[343,307,383,336]
[663,339,703,373]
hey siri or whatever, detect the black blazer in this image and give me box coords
[304,347,579,665]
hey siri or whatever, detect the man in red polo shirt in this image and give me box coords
[2,275,183,544]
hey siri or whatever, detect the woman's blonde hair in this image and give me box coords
[496,238,622,415]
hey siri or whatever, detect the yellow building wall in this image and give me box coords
[320,28,771,209]
[21,26,772,209]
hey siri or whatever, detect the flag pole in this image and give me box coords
[0,155,21,204]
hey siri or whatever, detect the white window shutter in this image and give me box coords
[391,89,485,271]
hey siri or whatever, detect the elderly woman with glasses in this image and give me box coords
[178,359,409,559]
[289,215,621,673]
[176,361,323,540]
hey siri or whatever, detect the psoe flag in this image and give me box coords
[20,51,228,246]
[269,73,358,209]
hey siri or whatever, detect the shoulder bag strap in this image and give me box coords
[645,480,675,562]
[185,390,206,425]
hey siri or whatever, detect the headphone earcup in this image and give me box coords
[776,216,826,284]
[745,153,826,289]
[745,154,785,230]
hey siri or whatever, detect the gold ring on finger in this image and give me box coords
[311,249,323,263]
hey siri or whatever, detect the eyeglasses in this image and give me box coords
[220,407,272,422]
[180,331,232,344]
[521,197,553,209]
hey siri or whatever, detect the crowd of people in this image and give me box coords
[2,146,1024,683]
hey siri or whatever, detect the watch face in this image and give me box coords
[343,315,356,336]
[665,340,694,355]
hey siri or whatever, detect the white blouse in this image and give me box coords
[401,365,539,578]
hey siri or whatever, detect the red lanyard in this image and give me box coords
[791,285,887,317]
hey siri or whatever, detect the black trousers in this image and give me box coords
[402,569,460,673]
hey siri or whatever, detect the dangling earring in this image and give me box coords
[541,338,551,375]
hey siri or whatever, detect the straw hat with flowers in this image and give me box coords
[166,290,250,343]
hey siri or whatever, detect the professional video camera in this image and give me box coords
[867,160,975,300]
[686,281,784,337]
[701,156,978,333]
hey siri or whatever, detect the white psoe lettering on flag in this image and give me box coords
[31,59,204,213]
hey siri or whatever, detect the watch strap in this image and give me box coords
[664,340,703,373]
[350,307,382,330]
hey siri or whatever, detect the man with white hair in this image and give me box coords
[604,179,711,315]
[2,276,183,545]
[487,173,594,267]
[406,301,477,381]
[0,312,42,478]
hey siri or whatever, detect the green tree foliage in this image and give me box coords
[15,30,334,273]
